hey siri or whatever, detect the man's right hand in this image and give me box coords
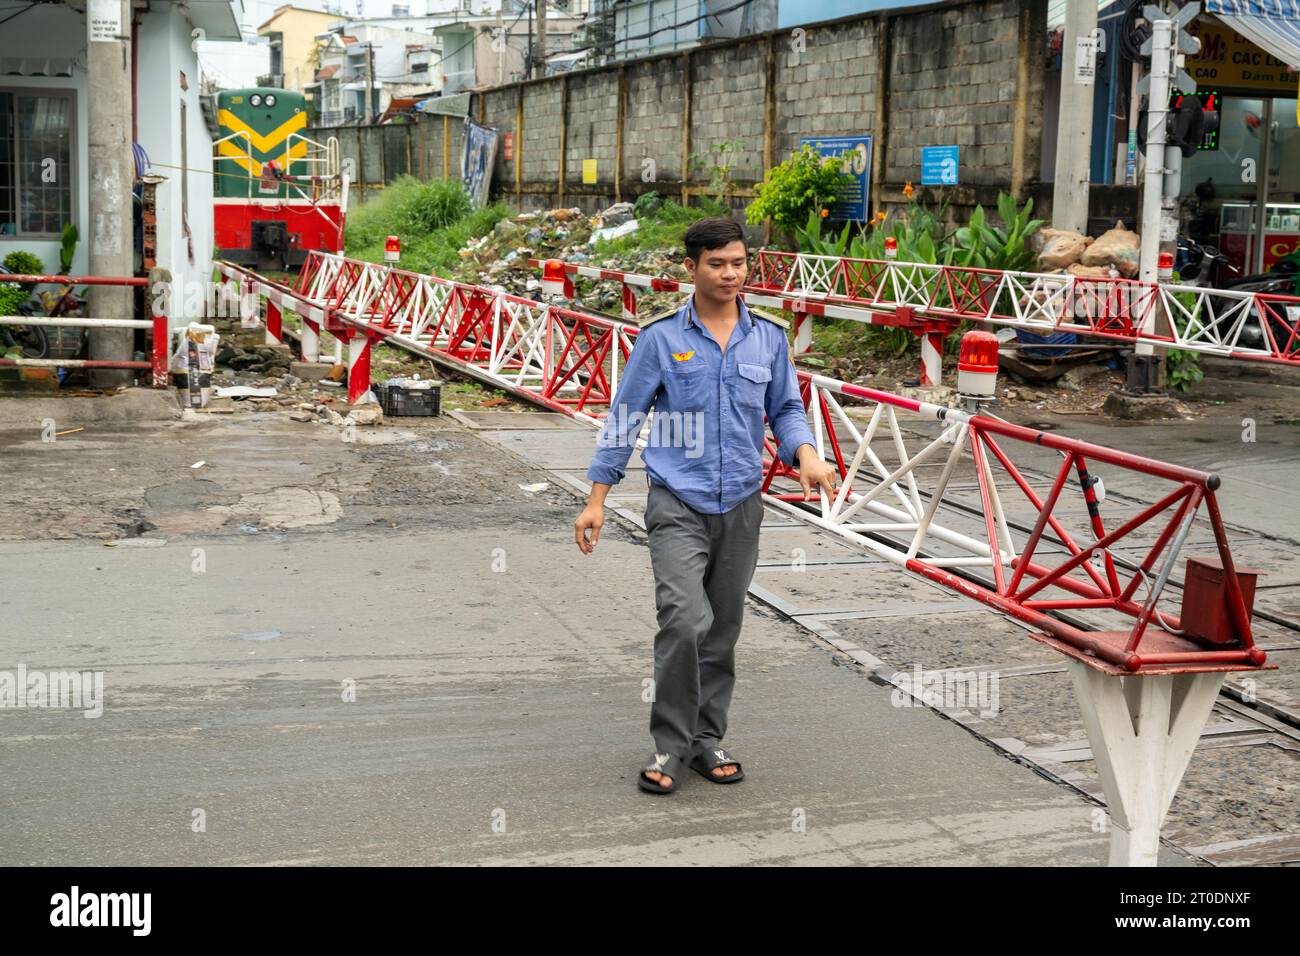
[574,503,604,554]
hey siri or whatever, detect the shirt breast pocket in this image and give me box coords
[735,362,772,410]
[663,362,706,410]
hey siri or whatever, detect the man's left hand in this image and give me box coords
[796,446,838,501]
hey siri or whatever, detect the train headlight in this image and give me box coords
[266,94,277,107]
[250,94,263,107]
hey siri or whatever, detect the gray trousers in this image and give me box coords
[643,478,764,758]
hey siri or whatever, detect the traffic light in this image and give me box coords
[1138,89,1222,156]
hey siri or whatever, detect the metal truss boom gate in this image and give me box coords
[532,251,1300,387]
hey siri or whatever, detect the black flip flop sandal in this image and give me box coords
[690,746,744,783]
[637,752,685,794]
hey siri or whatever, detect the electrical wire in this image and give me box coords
[358,1,533,82]
[568,0,755,57]
[1118,0,1153,63]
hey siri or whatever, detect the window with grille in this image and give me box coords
[0,90,75,239]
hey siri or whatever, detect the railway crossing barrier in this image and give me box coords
[531,252,1300,389]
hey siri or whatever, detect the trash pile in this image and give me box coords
[454,202,690,317]
[1035,220,1141,277]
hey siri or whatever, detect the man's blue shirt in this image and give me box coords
[586,294,816,515]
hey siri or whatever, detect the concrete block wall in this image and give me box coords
[885,0,1021,187]
[415,116,467,184]
[481,89,518,189]
[622,57,687,188]
[773,17,878,160]
[312,0,1040,219]
[690,41,768,184]
[519,81,565,186]
[565,72,619,185]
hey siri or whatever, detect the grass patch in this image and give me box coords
[812,316,916,365]
[345,176,510,277]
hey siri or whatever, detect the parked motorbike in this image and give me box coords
[1177,236,1299,295]
[1174,238,1299,353]
[0,263,49,359]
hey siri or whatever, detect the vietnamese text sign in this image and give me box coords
[1074,35,1098,85]
[799,134,872,221]
[921,145,959,186]
[1187,19,1296,93]
[89,0,122,42]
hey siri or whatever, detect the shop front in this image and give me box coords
[1180,14,1300,276]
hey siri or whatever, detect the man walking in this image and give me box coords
[573,218,837,794]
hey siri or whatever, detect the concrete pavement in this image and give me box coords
[0,409,1185,865]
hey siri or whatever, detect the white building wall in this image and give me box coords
[1,4,218,328]
[0,4,91,277]
[137,5,217,325]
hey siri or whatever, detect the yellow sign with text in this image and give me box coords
[1186,19,1297,93]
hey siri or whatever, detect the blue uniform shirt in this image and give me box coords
[586,294,817,515]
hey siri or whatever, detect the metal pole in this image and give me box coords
[86,0,135,387]
[1253,98,1274,274]
[1052,0,1099,234]
[1132,16,1173,390]
[1138,19,1173,289]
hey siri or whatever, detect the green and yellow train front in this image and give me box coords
[212,88,344,268]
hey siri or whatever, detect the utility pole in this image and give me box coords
[1132,2,1199,393]
[496,7,505,86]
[367,43,375,124]
[1052,0,1098,234]
[535,0,547,79]
[86,0,135,387]
[526,2,533,81]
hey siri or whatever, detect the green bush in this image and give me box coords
[345,178,509,277]
[60,224,78,274]
[3,250,46,278]
[0,281,27,317]
[345,176,476,251]
[745,145,853,240]
[4,251,47,291]
[633,191,664,219]
[952,193,1044,272]
[1167,275,1204,394]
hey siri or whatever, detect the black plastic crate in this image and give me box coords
[373,380,440,417]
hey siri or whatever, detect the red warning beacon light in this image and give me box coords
[542,259,571,300]
[1158,250,1174,281]
[957,329,999,401]
[384,235,401,263]
[884,236,898,260]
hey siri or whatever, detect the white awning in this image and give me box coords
[1207,1,1300,69]
[0,57,75,77]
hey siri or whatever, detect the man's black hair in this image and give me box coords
[684,217,746,262]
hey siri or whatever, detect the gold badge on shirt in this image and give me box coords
[671,351,695,362]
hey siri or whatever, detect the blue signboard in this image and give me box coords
[921,145,960,186]
[799,135,873,222]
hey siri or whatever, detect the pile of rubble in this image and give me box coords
[287,400,382,427]
[214,340,294,376]
[453,202,689,316]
